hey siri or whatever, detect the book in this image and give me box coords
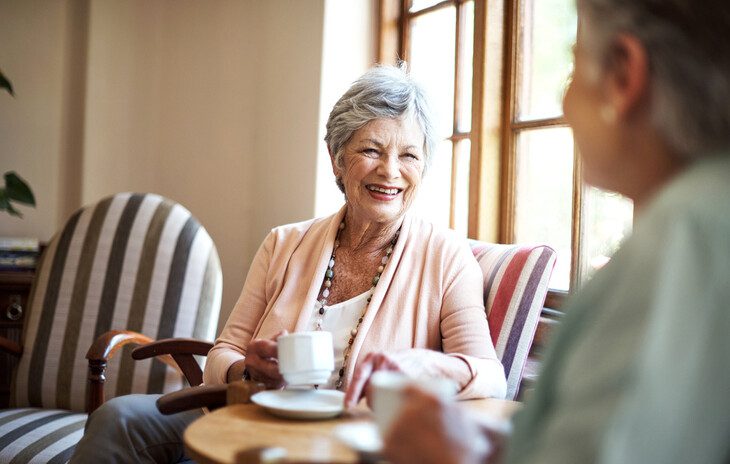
[0,237,39,252]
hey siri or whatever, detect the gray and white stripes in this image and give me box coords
[10,192,221,412]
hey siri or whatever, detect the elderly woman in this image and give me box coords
[383,0,730,463]
[71,64,506,463]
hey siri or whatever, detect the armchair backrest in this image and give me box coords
[470,241,556,400]
[11,193,222,412]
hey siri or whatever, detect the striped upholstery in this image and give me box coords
[0,409,86,464]
[1,192,221,463]
[470,242,556,400]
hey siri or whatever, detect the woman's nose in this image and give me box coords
[377,154,400,178]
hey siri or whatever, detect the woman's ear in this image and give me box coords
[329,146,342,177]
[605,34,650,120]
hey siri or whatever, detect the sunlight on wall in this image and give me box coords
[314,0,377,218]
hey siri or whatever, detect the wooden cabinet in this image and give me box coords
[0,271,34,408]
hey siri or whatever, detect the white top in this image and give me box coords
[307,291,369,389]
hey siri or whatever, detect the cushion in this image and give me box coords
[11,193,222,412]
[470,242,556,400]
[0,408,87,464]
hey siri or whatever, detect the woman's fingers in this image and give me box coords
[344,352,402,408]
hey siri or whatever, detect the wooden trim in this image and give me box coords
[511,117,567,131]
[468,0,507,241]
[544,289,568,310]
[449,132,471,141]
[406,0,456,18]
[401,0,411,61]
[499,0,519,243]
[378,0,403,64]
[570,143,583,290]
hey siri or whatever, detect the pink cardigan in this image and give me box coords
[204,208,507,399]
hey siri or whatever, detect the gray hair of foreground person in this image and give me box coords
[324,64,437,190]
[579,0,730,159]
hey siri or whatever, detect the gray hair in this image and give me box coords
[580,0,730,159]
[324,63,437,179]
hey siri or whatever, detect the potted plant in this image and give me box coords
[1,70,36,217]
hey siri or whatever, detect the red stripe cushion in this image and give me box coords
[470,241,556,400]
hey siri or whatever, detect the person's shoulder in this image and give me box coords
[266,213,336,245]
[647,155,730,230]
[406,215,473,258]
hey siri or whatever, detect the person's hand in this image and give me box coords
[383,385,508,464]
[344,351,404,408]
[242,330,288,389]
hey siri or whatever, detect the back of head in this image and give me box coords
[580,0,730,158]
[325,63,436,170]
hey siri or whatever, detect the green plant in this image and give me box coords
[1,69,14,96]
[2,72,34,217]
[1,172,35,217]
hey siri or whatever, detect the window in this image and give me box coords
[379,0,633,302]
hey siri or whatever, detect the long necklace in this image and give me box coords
[314,220,400,390]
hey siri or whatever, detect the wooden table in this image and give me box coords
[184,397,519,464]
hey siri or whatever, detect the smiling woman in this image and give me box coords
[333,117,425,227]
[70,63,508,463]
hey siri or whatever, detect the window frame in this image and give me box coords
[378,0,584,307]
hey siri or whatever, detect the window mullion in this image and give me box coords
[570,143,583,291]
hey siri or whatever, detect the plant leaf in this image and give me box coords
[4,172,36,206]
[0,70,14,96]
[0,190,22,217]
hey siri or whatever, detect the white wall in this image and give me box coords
[0,0,375,333]
[315,0,378,217]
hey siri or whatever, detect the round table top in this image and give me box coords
[184,398,519,464]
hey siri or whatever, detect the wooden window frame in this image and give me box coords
[378,0,574,307]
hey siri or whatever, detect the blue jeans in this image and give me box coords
[70,394,203,463]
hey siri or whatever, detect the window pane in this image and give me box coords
[516,0,576,120]
[409,7,456,139]
[456,1,474,133]
[513,127,574,291]
[410,0,446,13]
[414,140,452,229]
[453,139,471,235]
[580,186,633,283]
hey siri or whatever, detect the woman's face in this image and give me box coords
[333,117,425,226]
[563,13,625,191]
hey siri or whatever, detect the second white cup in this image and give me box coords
[277,331,334,386]
[370,371,458,437]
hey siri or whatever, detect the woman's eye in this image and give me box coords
[363,148,379,157]
[402,153,419,160]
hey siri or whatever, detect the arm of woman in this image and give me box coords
[203,231,280,385]
[346,244,507,405]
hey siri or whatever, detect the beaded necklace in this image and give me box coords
[314,220,401,390]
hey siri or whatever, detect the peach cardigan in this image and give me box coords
[203,207,507,399]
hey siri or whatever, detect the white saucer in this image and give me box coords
[251,389,345,419]
[333,422,382,454]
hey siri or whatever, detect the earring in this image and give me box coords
[600,105,617,124]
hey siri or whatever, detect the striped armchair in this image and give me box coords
[0,192,222,463]
[470,241,556,400]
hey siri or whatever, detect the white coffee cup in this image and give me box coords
[370,371,458,437]
[277,331,334,386]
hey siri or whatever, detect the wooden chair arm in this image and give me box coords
[156,380,266,416]
[86,329,154,362]
[0,335,22,357]
[131,338,213,359]
[132,338,213,389]
[157,384,228,415]
[85,330,154,414]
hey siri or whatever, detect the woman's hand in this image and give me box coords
[242,330,288,389]
[344,351,405,407]
[383,385,508,464]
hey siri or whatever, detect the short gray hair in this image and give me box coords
[580,0,730,158]
[324,63,437,173]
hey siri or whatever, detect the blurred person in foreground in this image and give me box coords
[383,0,730,463]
